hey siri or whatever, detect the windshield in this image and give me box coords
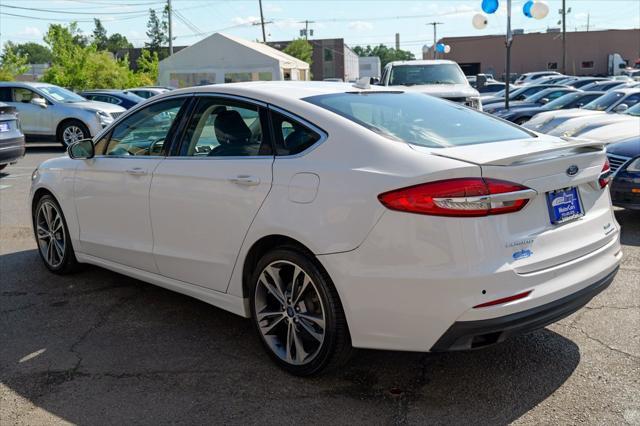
[304,92,533,148]
[544,93,583,110]
[624,103,640,117]
[38,86,86,103]
[389,64,467,86]
[582,92,624,111]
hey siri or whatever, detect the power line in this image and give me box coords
[0,4,157,15]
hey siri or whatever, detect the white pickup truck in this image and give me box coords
[379,59,482,110]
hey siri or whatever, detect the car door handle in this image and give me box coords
[126,167,147,176]
[228,175,260,186]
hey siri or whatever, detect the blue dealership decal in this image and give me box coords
[512,249,533,260]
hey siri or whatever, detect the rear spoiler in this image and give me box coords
[429,138,605,167]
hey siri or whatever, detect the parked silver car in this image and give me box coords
[0,102,25,171]
[0,82,126,147]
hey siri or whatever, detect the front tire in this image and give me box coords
[33,194,79,274]
[249,247,352,376]
[58,120,90,148]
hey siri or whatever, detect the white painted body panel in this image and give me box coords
[30,81,622,353]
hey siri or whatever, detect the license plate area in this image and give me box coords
[0,123,9,132]
[546,187,583,225]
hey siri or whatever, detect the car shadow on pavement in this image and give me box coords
[1,248,580,424]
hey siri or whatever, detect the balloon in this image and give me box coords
[436,43,446,53]
[531,1,549,19]
[444,45,451,54]
[481,0,499,14]
[472,13,488,29]
[523,0,534,17]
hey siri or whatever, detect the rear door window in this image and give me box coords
[269,110,322,155]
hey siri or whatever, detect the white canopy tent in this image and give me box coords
[158,33,310,88]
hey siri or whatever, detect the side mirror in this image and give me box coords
[68,138,95,159]
[614,103,628,113]
[30,98,47,108]
[576,102,584,108]
[369,77,380,85]
[539,98,550,105]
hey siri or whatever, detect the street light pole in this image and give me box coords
[167,0,173,56]
[427,22,443,59]
[504,0,513,109]
[562,0,567,74]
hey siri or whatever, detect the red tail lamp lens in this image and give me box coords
[599,159,611,189]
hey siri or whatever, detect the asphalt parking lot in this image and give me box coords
[1,146,639,425]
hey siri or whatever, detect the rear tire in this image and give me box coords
[57,120,90,148]
[33,194,79,274]
[249,247,352,376]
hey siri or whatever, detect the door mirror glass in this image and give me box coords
[614,103,628,112]
[30,98,47,108]
[68,138,95,159]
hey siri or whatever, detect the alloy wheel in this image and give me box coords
[254,260,326,365]
[62,125,84,146]
[36,201,66,268]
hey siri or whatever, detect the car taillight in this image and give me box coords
[599,159,611,189]
[378,178,535,217]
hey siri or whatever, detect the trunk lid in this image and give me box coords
[415,136,616,274]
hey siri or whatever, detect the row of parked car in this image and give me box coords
[477,73,639,211]
[0,82,173,170]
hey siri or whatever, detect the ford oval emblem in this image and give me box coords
[566,165,579,176]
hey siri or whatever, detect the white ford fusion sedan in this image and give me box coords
[30,81,621,376]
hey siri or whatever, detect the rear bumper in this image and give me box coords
[0,136,26,165]
[431,266,618,351]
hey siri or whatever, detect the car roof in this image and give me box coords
[612,88,640,95]
[0,81,56,88]
[386,59,457,66]
[157,81,401,103]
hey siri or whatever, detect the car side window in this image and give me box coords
[104,98,184,156]
[622,94,640,108]
[12,88,43,103]
[0,88,11,102]
[179,97,270,157]
[270,111,321,156]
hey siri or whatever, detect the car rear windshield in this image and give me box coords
[582,91,624,111]
[389,64,467,86]
[304,92,534,148]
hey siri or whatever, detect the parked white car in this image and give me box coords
[0,82,126,146]
[579,119,640,143]
[548,102,640,138]
[524,88,640,133]
[379,60,482,110]
[514,71,562,85]
[30,81,620,375]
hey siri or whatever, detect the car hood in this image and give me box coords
[397,84,479,98]
[548,113,638,137]
[63,101,126,113]
[500,105,548,116]
[579,120,640,143]
[488,101,539,113]
[606,137,640,156]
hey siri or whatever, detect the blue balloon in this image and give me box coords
[436,43,446,53]
[523,0,533,17]
[481,0,499,14]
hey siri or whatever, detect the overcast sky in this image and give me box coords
[1,0,638,57]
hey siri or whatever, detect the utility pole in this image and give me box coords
[561,0,566,74]
[167,0,173,55]
[258,0,267,42]
[427,22,443,59]
[505,0,513,109]
[586,13,590,32]
[302,20,315,40]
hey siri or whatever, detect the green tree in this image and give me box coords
[92,18,108,51]
[106,33,133,54]
[131,49,159,86]
[283,38,313,65]
[43,23,132,89]
[145,8,168,55]
[4,41,52,64]
[353,44,415,67]
[0,43,30,81]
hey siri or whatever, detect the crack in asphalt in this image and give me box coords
[564,324,640,361]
